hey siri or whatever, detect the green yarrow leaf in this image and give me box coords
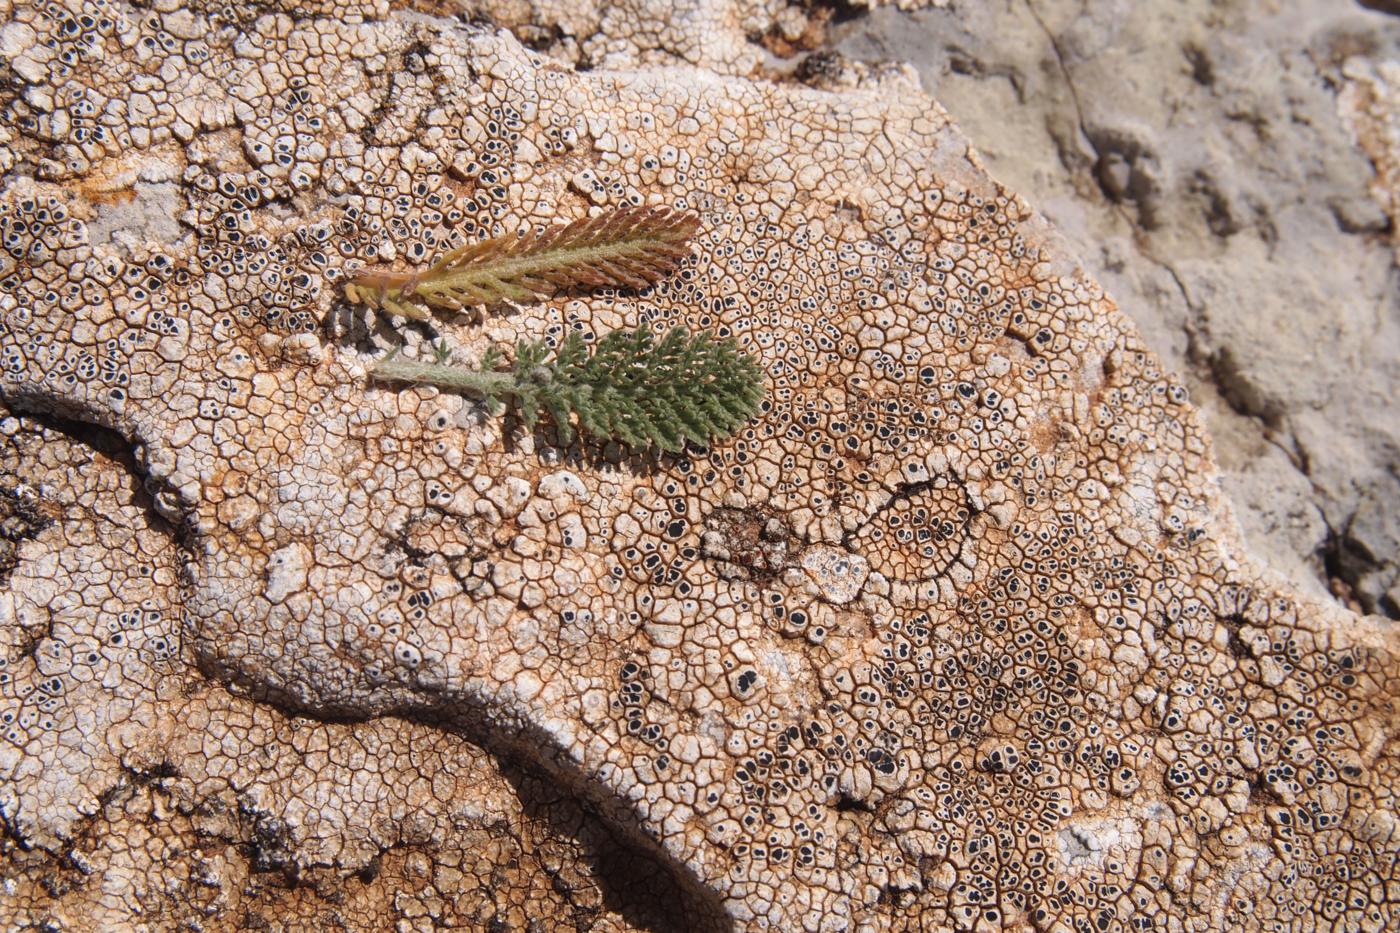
[353,205,762,452]
[372,326,765,452]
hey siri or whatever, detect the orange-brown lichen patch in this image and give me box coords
[77,182,137,208]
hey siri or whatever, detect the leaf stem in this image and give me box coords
[367,326,766,452]
[372,357,518,400]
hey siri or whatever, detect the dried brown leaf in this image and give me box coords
[344,206,700,320]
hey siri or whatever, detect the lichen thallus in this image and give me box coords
[341,205,765,452]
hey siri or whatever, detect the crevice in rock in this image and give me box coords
[700,504,794,583]
[802,0,872,29]
[476,716,733,930]
[1321,517,1395,617]
[834,791,873,813]
[183,667,738,931]
[0,405,729,928]
[500,758,727,933]
[0,477,55,588]
[1357,1,1400,18]
[0,406,180,621]
[0,403,186,543]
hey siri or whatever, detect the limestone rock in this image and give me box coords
[2,2,1398,932]
[459,0,821,74]
[1341,55,1400,261]
[833,0,1400,617]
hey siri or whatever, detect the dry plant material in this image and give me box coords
[351,204,763,451]
[344,206,701,320]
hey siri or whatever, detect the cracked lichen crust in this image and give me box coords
[460,0,814,74]
[0,400,698,931]
[459,0,949,75]
[1,3,1398,932]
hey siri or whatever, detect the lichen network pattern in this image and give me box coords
[1,2,1397,931]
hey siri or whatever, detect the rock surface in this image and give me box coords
[833,0,1400,618]
[464,0,809,74]
[1,1,1398,932]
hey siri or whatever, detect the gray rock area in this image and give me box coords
[833,0,1400,616]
